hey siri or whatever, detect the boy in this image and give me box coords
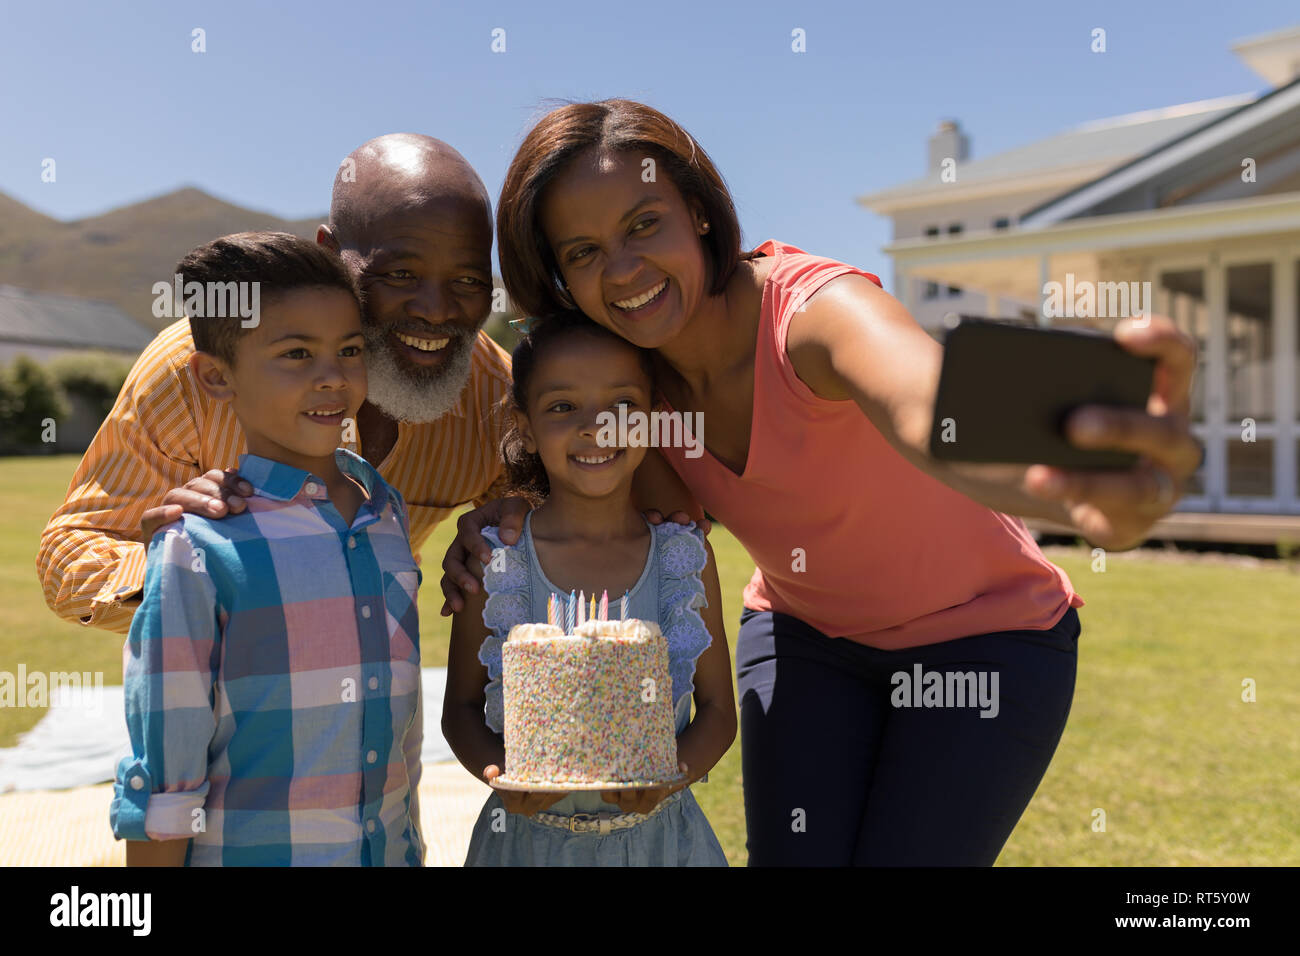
[109,232,424,866]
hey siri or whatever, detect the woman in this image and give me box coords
[441,99,1201,865]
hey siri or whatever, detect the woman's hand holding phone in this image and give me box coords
[1021,316,1202,550]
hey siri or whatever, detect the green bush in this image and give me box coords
[0,356,68,450]
[1277,537,1300,570]
[46,352,132,420]
[482,310,522,353]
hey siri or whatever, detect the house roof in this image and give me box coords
[1020,73,1300,226]
[857,93,1257,210]
[0,285,153,354]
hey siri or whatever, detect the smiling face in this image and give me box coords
[332,195,494,423]
[538,149,712,350]
[514,331,653,501]
[192,287,367,475]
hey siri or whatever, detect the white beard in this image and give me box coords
[362,326,476,424]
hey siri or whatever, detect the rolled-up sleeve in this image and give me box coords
[110,523,220,842]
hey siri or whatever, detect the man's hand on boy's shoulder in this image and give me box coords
[139,468,253,542]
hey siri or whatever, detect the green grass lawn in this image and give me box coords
[4,454,1297,865]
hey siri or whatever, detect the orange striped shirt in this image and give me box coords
[37,318,513,634]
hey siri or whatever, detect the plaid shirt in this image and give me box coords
[109,449,425,866]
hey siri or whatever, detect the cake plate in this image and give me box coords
[490,773,688,793]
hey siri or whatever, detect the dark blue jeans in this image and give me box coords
[736,606,1080,866]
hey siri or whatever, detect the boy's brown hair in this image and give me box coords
[176,231,360,365]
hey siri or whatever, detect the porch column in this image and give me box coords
[1276,254,1297,512]
[1206,255,1226,510]
[1037,254,1051,326]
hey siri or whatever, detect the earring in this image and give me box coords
[700,221,710,234]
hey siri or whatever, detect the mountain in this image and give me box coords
[0,188,324,332]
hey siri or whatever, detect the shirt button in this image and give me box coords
[367,750,378,764]
[348,536,357,550]
[366,819,376,834]
[304,482,319,496]
[129,776,144,791]
[368,676,379,690]
[360,605,371,619]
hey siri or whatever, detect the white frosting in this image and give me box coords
[506,623,564,642]
[572,618,659,641]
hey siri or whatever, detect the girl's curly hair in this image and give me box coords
[501,310,657,504]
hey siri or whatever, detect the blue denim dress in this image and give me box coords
[462,514,727,866]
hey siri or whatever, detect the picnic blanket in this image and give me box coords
[0,764,491,866]
[0,668,456,793]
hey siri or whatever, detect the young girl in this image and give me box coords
[442,311,736,866]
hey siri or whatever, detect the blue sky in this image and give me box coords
[1,0,1295,284]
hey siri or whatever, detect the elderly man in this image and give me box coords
[37,134,516,632]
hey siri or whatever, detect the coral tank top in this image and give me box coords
[658,239,1083,649]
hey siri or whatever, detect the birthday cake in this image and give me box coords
[498,618,680,788]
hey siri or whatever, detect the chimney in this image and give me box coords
[928,119,969,174]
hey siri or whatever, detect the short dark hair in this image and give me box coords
[176,231,360,365]
[501,310,657,503]
[497,99,756,319]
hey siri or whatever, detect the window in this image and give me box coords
[1228,439,1273,498]
[1158,269,1208,425]
[924,282,940,300]
[993,217,1010,230]
[924,226,939,239]
[1225,262,1273,425]
[1224,262,1272,499]
[1157,268,1208,499]
[947,286,961,297]
[947,223,963,236]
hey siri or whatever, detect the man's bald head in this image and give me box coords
[329,133,491,244]
[319,134,494,426]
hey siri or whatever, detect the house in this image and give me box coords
[0,285,152,365]
[0,285,153,451]
[857,24,1300,534]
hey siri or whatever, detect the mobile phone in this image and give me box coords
[928,317,1156,470]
